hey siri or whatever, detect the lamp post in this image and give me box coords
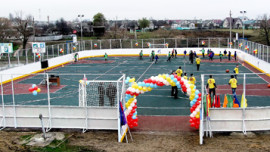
[78,14,84,51]
[240,11,247,40]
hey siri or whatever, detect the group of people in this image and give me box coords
[206,64,239,100]
[98,82,117,107]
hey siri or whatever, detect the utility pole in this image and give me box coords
[240,11,247,40]
[229,10,232,48]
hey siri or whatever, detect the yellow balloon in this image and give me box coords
[37,88,41,93]
[143,87,147,92]
[79,80,83,83]
[190,96,194,101]
[147,87,152,91]
[195,114,200,119]
[191,89,195,93]
[190,84,194,89]
[188,81,191,84]
[125,103,129,108]
[138,86,142,90]
[191,93,195,98]
[129,79,133,82]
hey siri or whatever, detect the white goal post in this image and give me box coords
[149,43,169,48]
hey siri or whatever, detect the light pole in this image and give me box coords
[240,11,247,40]
[78,14,84,50]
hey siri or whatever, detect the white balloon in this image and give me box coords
[130,103,135,107]
[128,107,132,111]
[135,89,140,94]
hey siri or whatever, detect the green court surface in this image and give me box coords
[2,56,270,116]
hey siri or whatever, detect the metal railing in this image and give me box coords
[1,37,269,70]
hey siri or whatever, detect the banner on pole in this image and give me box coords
[32,42,46,53]
[0,43,13,53]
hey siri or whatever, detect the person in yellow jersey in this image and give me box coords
[195,56,201,71]
[183,73,188,80]
[234,64,239,79]
[229,75,238,95]
[189,74,196,85]
[206,75,217,99]
[176,66,183,77]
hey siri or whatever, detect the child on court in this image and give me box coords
[167,51,171,62]
[195,56,201,71]
[219,51,223,62]
[176,66,183,77]
[234,64,239,79]
[206,75,217,100]
[184,50,187,58]
[151,50,155,61]
[139,50,143,60]
[202,48,205,58]
[74,53,79,62]
[189,74,196,85]
[104,53,108,61]
[155,54,159,64]
[183,73,188,80]
[229,75,237,95]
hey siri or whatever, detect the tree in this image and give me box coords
[93,13,106,26]
[138,18,150,32]
[258,14,270,45]
[56,18,72,35]
[0,17,13,42]
[13,12,33,49]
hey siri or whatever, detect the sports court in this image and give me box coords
[2,54,270,119]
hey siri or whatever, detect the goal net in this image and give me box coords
[79,76,125,107]
[149,43,168,48]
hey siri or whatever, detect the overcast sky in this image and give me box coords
[1,0,270,21]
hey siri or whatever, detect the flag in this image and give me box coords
[227,94,234,108]
[119,101,127,126]
[241,94,248,108]
[233,95,240,107]
[215,95,221,108]
[223,94,228,108]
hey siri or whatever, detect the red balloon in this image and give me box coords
[189,119,193,123]
[198,93,201,97]
[191,123,195,127]
[28,87,34,92]
[133,122,138,127]
[143,79,148,83]
[33,86,38,90]
[195,124,199,129]
[126,90,130,94]
[152,80,156,84]
[133,105,137,109]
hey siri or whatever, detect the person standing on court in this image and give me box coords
[206,75,217,101]
[219,51,223,62]
[202,48,205,58]
[234,51,237,61]
[74,53,79,62]
[195,56,201,71]
[224,49,227,57]
[139,50,143,60]
[104,53,108,61]
[106,83,117,106]
[171,49,174,58]
[189,73,196,85]
[171,71,178,99]
[228,51,231,61]
[98,82,105,106]
[234,64,239,79]
[183,73,188,80]
[176,66,183,77]
[174,49,177,58]
[184,50,187,58]
[167,51,171,62]
[189,50,194,64]
[154,54,159,64]
[229,75,237,95]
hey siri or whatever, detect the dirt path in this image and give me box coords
[0,130,270,152]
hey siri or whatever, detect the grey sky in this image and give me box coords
[1,0,269,21]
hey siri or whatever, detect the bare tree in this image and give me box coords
[259,14,270,45]
[0,17,13,42]
[13,12,33,49]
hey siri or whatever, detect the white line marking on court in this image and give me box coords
[136,61,155,82]
[238,61,269,83]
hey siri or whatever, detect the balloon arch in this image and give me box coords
[124,74,202,130]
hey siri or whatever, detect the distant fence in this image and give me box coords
[0,37,269,70]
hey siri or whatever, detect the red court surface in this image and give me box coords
[2,83,66,95]
[134,116,196,132]
[216,84,270,96]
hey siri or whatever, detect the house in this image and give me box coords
[223,17,243,29]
